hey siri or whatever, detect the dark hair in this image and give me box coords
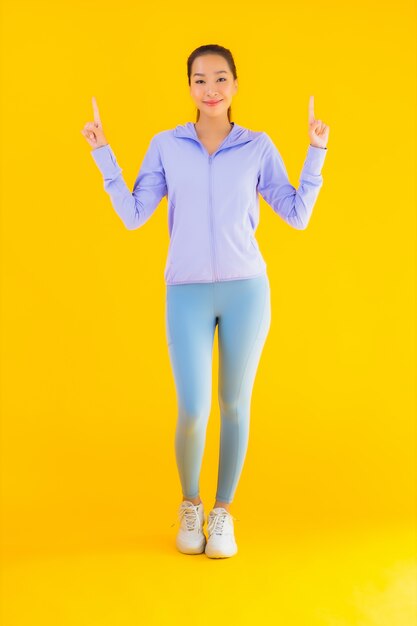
[187,44,238,123]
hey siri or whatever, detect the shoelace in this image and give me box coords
[169,505,240,528]
[207,510,240,535]
[169,504,203,530]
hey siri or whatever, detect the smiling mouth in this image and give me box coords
[204,100,223,105]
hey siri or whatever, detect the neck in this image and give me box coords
[194,116,233,137]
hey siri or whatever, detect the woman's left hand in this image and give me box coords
[308,95,330,149]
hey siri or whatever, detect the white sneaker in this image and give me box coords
[205,507,238,558]
[174,500,206,554]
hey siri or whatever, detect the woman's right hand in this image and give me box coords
[81,96,108,150]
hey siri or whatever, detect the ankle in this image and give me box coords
[183,496,202,506]
[213,501,231,512]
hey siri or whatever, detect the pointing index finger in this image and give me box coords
[308,95,315,124]
[92,96,101,126]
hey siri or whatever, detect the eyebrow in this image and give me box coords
[192,70,228,77]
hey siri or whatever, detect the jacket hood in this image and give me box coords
[173,122,259,149]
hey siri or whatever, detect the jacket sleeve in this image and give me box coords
[90,135,168,230]
[257,133,328,230]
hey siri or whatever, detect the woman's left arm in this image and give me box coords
[257,96,330,229]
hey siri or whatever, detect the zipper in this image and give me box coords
[177,125,254,284]
[208,154,218,282]
[190,128,233,283]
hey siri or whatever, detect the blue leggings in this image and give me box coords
[165,273,271,504]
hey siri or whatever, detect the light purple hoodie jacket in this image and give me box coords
[91,121,328,285]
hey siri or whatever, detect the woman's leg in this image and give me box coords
[214,274,271,506]
[165,282,216,501]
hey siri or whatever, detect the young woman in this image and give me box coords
[81,44,329,559]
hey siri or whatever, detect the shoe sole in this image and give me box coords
[176,535,207,555]
[205,545,238,558]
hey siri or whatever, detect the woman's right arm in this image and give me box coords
[81,97,167,230]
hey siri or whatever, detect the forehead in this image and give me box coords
[191,55,230,76]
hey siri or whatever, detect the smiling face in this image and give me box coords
[190,54,238,119]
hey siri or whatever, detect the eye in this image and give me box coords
[195,77,227,84]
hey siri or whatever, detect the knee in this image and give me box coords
[178,401,210,435]
[219,396,241,422]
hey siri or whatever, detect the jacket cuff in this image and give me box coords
[90,144,122,178]
[304,144,328,175]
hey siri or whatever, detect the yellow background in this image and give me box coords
[1,0,416,624]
